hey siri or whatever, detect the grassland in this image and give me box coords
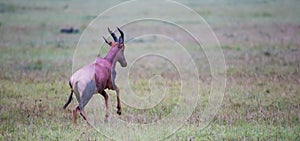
[0,0,300,140]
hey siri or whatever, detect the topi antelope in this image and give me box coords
[63,27,127,124]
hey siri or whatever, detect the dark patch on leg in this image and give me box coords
[79,80,96,110]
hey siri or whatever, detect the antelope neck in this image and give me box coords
[104,46,119,67]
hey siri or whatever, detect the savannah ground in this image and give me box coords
[1,0,300,140]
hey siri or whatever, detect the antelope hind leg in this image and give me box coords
[79,109,92,126]
[73,105,79,124]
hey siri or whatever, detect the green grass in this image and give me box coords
[1,0,300,140]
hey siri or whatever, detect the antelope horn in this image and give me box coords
[117,27,124,43]
[102,36,110,45]
[108,27,117,42]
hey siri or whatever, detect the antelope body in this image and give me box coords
[63,27,127,124]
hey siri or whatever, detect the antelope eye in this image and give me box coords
[118,43,124,48]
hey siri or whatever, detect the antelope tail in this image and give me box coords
[63,81,73,109]
[63,90,73,109]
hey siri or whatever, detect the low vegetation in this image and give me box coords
[0,0,299,140]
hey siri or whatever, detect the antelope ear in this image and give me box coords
[102,36,112,45]
[118,36,124,44]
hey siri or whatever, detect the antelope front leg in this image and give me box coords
[115,87,122,115]
[100,91,109,122]
[112,70,121,115]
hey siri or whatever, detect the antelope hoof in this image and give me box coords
[104,115,109,123]
[73,119,77,125]
[117,110,121,115]
[104,118,108,123]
